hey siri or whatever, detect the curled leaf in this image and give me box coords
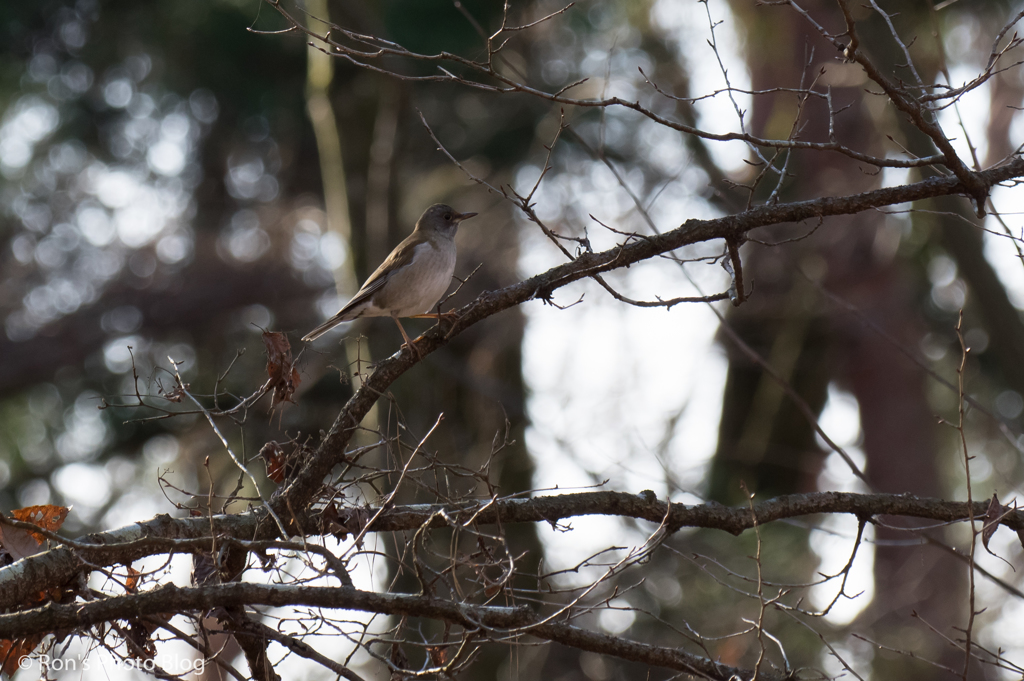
[260,441,287,484]
[323,503,371,545]
[982,493,1008,555]
[125,565,141,594]
[263,331,300,407]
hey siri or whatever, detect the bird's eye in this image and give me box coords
[443,213,452,220]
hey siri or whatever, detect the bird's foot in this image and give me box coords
[392,317,423,360]
[401,339,423,360]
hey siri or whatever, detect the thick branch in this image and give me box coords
[0,582,782,681]
[0,490,1013,611]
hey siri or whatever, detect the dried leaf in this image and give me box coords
[324,505,371,544]
[125,565,141,594]
[10,505,70,540]
[0,525,44,562]
[124,611,172,660]
[263,331,300,407]
[192,551,218,586]
[427,645,449,667]
[0,505,70,561]
[982,493,1008,555]
[125,620,158,660]
[260,441,287,484]
[0,507,72,611]
[0,636,42,676]
[161,382,188,403]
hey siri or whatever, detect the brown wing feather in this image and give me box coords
[339,233,421,313]
[300,234,424,342]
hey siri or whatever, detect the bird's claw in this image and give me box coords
[402,340,423,360]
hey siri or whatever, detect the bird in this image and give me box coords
[302,203,477,356]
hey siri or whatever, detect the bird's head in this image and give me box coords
[416,203,477,237]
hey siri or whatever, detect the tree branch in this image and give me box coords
[0,490,1014,611]
[0,581,788,681]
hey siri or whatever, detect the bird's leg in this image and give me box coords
[392,316,421,359]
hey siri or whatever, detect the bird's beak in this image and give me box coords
[453,211,478,223]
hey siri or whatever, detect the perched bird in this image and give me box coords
[302,203,477,355]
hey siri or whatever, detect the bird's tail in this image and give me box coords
[301,314,348,342]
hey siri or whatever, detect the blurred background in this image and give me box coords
[4,0,1024,679]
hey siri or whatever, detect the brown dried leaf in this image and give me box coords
[0,505,71,561]
[124,611,173,660]
[0,636,42,676]
[427,645,449,667]
[161,382,188,402]
[260,441,287,484]
[321,501,342,534]
[982,493,1006,553]
[125,565,141,594]
[0,525,44,562]
[324,505,372,545]
[263,331,300,407]
[125,620,158,660]
[192,551,219,586]
[11,505,70,540]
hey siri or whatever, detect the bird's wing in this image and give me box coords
[336,276,387,316]
[336,234,424,316]
[301,269,395,342]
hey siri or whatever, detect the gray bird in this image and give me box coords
[302,203,477,355]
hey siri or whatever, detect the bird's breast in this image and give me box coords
[375,239,457,317]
